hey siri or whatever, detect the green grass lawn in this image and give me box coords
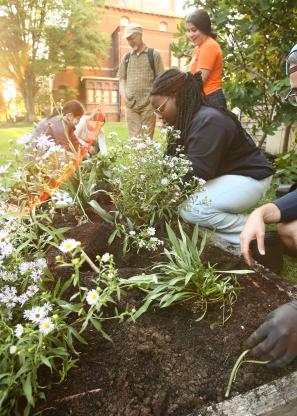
[0,122,130,162]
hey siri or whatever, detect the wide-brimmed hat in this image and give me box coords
[123,23,143,39]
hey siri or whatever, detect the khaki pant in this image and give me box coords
[125,103,156,138]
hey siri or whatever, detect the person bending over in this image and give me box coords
[150,68,273,245]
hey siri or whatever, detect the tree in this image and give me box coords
[0,0,108,121]
[172,0,297,149]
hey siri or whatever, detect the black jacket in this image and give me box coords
[185,106,273,181]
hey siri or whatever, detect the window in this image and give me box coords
[120,16,130,26]
[111,91,118,104]
[95,90,102,104]
[103,90,109,103]
[87,89,94,103]
[159,22,167,32]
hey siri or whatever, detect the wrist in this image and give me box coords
[258,203,281,224]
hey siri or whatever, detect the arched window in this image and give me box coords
[159,22,167,32]
[120,16,130,26]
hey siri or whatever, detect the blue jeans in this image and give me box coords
[179,174,272,245]
[205,89,227,109]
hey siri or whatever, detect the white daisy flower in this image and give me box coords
[36,134,55,150]
[15,324,24,338]
[24,306,47,323]
[9,345,17,354]
[0,230,9,243]
[86,289,99,305]
[59,239,80,253]
[39,318,54,335]
[101,253,110,263]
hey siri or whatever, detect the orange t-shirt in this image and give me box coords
[188,36,223,96]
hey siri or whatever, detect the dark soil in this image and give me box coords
[39,235,297,416]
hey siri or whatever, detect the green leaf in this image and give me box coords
[22,374,34,405]
[88,200,113,223]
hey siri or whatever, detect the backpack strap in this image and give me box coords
[147,47,156,78]
[124,52,131,78]
[124,48,156,78]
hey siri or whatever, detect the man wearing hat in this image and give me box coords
[117,23,164,138]
[240,44,297,368]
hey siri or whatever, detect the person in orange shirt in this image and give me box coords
[186,9,227,108]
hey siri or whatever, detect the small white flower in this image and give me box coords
[0,165,9,174]
[17,133,31,145]
[147,227,156,236]
[9,345,17,354]
[52,191,74,208]
[129,230,136,236]
[161,177,169,186]
[36,134,55,150]
[13,170,22,180]
[59,239,80,253]
[0,230,9,243]
[19,262,31,275]
[0,243,13,257]
[86,289,99,305]
[35,258,47,270]
[101,253,110,263]
[24,306,47,323]
[15,324,24,338]
[18,293,29,307]
[39,318,55,335]
[26,285,39,297]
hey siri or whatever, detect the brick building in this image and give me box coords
[53,0,182,121]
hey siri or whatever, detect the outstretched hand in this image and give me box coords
[246,301,297,367]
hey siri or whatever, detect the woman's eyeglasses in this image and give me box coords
[285,88,297,107]
[154,96,169,116]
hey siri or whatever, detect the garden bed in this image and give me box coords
[38,236,297,416]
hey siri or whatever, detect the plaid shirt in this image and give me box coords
[117,46,164,110]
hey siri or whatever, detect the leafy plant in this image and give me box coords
[121,222,247,324]
[63,152,115,219]
[0,210,131,415]
[107,127,206,252]
[273,150,297,184]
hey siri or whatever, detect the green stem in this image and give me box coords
[225,349,270,398]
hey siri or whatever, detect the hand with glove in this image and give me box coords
[246,301,297,367]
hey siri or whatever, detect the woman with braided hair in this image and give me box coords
[150,68,273,245]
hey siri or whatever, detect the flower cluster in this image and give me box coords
[127,226,164,252]
[8,132,72,208]
[109,128,206,251]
